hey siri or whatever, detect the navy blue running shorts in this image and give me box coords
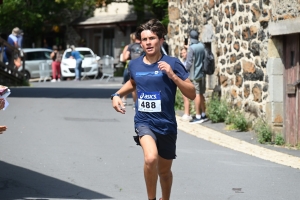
[134,125,177,160]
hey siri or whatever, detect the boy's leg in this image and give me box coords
[158,156,173,200]
[140,135,159,200]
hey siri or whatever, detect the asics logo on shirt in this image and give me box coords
[139,93,157,100]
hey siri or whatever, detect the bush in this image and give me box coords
[225,109,236,125]
[275,134,285,146]
[253,119,272,144]
[225,109,248,131]
[232,111,248,132]
[175,89,195,115]
[206,97,229,123]
[175,89,184,111]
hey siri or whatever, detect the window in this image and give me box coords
[26,51,51,61]
[102,28,114,57]
[26,52,36,61]
[44,51,51,59]
[79,50,93,57]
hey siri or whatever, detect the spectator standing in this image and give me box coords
[185,30,208,123]
[7,27,19,47]
[111,19,195,200]
[6,27,19,65]
[50,45,62,82]
[70,45,82,81]
[121,32,144,107]
[180,47,193,121]
[58,45,64,55]
[17,29,24,48]
[121,32,135,91]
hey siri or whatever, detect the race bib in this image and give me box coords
[137,91,161,112]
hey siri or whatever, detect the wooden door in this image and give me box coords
[284,34,300,145]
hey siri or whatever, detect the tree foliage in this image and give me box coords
[0,0,98,35]
[131,0,169,26]
[0,0,169,43]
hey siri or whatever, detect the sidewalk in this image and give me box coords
[176,111,300,170]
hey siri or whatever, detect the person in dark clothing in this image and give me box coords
[50,45,62,82]
[121,32,144,107]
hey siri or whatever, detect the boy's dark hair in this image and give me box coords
[136,19,167,41]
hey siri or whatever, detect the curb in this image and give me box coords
[176,116,300,170]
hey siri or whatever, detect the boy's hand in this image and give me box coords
[112,96,126,114]
[158,61,175,79]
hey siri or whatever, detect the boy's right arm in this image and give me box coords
[112,79,136,114]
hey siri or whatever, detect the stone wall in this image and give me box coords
[167,0,298,120]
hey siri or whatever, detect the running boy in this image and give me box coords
[111,19,195,200]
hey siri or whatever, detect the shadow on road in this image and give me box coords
[0,161,112,199]
[9,87,120,99]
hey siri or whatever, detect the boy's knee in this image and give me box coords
[158,170,172,180]
[144,154,158,167]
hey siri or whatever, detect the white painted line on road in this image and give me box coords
[176,116,300,170]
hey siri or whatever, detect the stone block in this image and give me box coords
[268,38,283,58]
[269,18,300,36]
[266,102,283,124]
[169,6,180,22]
[268,74,283,102]
[202,24,215,42]
[266,57,284,75]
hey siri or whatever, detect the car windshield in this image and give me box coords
[64,50,93,58]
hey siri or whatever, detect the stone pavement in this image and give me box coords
[175,114,300,170]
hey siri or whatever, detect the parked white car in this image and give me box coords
[60,47,100,80]
[18,48,53,80]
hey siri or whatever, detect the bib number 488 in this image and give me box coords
[137,91,161,112]
[141,101,156,109]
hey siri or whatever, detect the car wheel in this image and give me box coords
[60,75,67,81]
[23,70,31,80]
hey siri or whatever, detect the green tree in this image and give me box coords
[0,0,98,36]
[0,0,168,45]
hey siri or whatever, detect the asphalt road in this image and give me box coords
[1,78,300,200]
